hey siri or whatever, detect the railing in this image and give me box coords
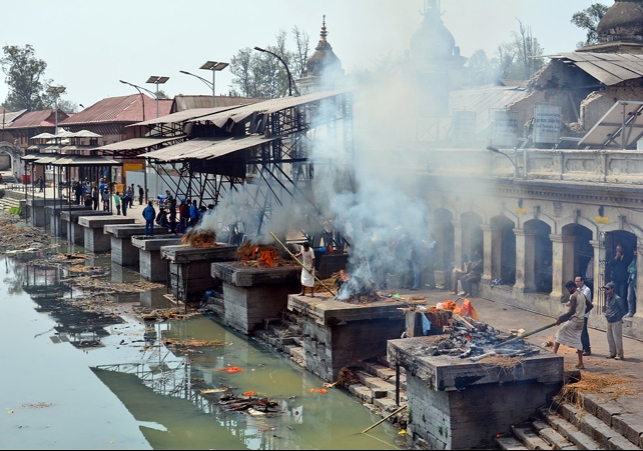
[423,148,643,186]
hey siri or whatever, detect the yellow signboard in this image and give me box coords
[515,208,528,215]
[595,216,610,224]
[123,163,143,173]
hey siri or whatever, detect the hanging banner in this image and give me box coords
[452,110,477,146]
[533,104,562,145]
[492,110,518,148]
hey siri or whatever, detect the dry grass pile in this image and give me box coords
[64,276,165,293]
[165,338,225,347]
[0,216,51,251]
[181,229,217,247]
[559,371,639,405]
[480,355,524,370]
[336,367,361,388]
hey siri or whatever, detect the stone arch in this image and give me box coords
[525,219,552,294]
[490,215,516,284]
[604,230,637,301]
[0,141,17,173]
[460,211,483,262]
[562,223,595,293]
[431,208,454,273]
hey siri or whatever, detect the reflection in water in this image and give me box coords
[4,246,401,450]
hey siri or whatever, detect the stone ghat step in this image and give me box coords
[494,434,529,450]
[537,404,641,450]
[550,400,642,450]
[361,360,407,390]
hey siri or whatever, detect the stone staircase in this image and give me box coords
[0,186,24,213]
[495,393,643,450]
[251,309,407,421]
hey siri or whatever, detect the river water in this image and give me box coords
[0,244,401,450]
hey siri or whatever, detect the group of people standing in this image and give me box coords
[141,190,211,236]
[554,273,629,369]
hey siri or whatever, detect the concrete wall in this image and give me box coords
[223,283,296,335]
[407,374,561,449]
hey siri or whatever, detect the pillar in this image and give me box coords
[481,224,492,281]
[636,244,643,317]
[491,225,503,280]
[513,228,536,293]
[452,220,462,269]
[550,234,575,299]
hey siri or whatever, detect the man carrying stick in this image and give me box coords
[553,280,593,369]
[294,241,316,297]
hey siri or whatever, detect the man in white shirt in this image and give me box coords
[575,275,593,356]
[294,242,316,297]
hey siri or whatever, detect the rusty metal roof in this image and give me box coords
[139,135,277,162]
[0,109,28,127]
[172,95,265,112]
[548,52,643,86]
[190,89,354,128]
[59,95,173,125]
[130,106,246,127]
[94,136,186,152]
[6,110,65,129]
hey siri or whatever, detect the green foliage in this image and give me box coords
[8,206,21,216]
[1,45,49,111]
[229,28,309,98]
[571,3,609,47]
[498,20,545,81]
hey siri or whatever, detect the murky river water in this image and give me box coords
[0,244,401,450]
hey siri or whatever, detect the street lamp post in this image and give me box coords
[179,70,214,97]
[146,76,170,118]
[199,61,229,108]
[253,47,299,97]
[487,145,520,178]
[120,79,158,203]
[46,86,66,135]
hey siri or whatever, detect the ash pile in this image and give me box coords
[418,315,541,362]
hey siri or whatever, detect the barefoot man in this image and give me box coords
[553,280,593,369]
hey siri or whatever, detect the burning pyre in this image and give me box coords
[334,269,381,303]
[236,241,282,268]
[181,229,217,247]
[416,315,541,362]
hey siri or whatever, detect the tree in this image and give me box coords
[498,20,545,81]
[571,3,609,47]
[1,45,48,111]
[463,49,501,87]
[229,29,309,98]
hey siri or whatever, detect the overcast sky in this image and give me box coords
[0,0,597,109]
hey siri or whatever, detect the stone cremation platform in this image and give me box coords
[211,261,300,334]
[78,216,136,253]
[60,209,117,245]
[132,236,183,282]
[44,205,93,238]
[104,225,171,267]
[287,294,406,382]
[161,243,237,302]
[388,334,564,450]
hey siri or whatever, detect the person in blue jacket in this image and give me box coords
[142,201,156,236]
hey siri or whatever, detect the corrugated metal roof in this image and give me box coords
[94,136,185,152]
[130,106,246,127]
[21,153,56,161]
[59,94,173,125]
[0,109,28,127]
[51,155,122,166]
[190,89,354,128]
[549,52,643,86]
[139,135,277,162]
[172,95,265,112]
[6,110,65,129]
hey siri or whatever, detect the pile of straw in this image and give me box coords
[480,355,525,370]
[559,371,638,405]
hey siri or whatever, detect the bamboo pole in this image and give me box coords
[494,321,558,347]
[361,404,407,434]
[269,232,336,297]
